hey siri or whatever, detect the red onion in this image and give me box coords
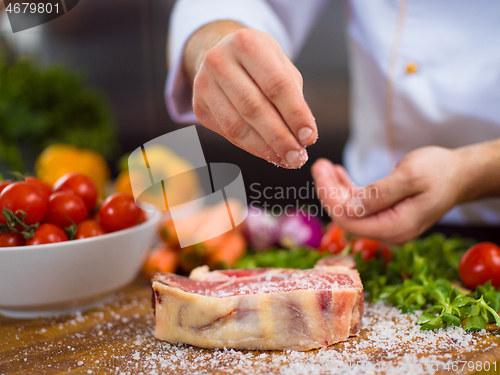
[278,211,323,249]
[244,206,280,251]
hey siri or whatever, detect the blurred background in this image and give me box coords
[0,0,349,215]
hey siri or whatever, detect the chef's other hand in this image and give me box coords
[311,145,500,244]
[183,21,317,169]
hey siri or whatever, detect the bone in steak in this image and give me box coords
[152,265,363,351]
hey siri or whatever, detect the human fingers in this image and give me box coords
[347,168,425,217]
[231,29,317,147]
[193,73,283,166]
[312,160,425,244]
[207,50,308,168]
[194,31,310,168]
[311,158,352,212]
[331,193,435,245]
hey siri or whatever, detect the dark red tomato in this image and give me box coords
[0,232,25,247]
[26,223,68,246]
[459,242,500,289]
[44,191,88,228]
[0,182,47,225]
[99,193,142,232]
[319,223,348,253]
[137,209,146,224]
[25,176,52,201]
[352,238,392,262]
[53,173,98,213]
[0,180,12,194]
[75,220,107,239]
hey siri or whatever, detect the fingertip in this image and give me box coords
[298,127,313,144]
[297,123,318,147]
[311,158,334,178]
[282,148,308,169]
[271,149,308,169]
[312,157,334,168]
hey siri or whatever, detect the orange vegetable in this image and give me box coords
[114,170,134,196]
[35,144,110,196]
[207,232,247,270]
[194,201,242,243]
[142,246,180,280]
[201,231,232,256]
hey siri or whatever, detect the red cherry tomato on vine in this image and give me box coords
[0,232,25,247]
[352,238,392,262]
[0,180,12,195]
[54,173,98,213]
[44,191,88,228]
[137,210,147,224]
[458,242,500,289]
[75,220,107,239]
[99,193,142,232]
[25,177,52,201]
[319,223,348,253]
[0,182,47,225]
[26,223,68,246]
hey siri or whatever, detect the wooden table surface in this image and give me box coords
[1,276,500,375]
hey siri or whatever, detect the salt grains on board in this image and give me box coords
[5,289,498,375]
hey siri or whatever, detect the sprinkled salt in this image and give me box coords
[6,284,496,375]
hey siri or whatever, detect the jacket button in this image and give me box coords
[405,62,419,74]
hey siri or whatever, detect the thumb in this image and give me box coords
[355,169,424,217]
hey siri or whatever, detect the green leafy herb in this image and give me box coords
[356,233,500,332]
[0,56,118,172]
[234,247,328,270]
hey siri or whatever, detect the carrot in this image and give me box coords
[160,207,212,247]
[142,246,180,280]
[192,201,237,244]
[200,231,232,256]
[207,232,247,270]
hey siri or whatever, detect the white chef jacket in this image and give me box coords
[165,0,500,226]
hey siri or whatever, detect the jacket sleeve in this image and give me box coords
[165,0,327,123]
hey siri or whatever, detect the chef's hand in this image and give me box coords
[182,21,317,168]
[312,142,500,244]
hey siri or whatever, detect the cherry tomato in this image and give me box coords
[459,242,500,289]
[0,232,25,247]
[0,180,12,194]
[99,193,142,232]
[75,220,107,239]
[26,223,68,246]
[319,223,348,253]
[53,173,98,213]
[44,191,88,228]
[0,181,47,225]
[25,176,52,201]
[352,238,392,262]
[137,210,147,224]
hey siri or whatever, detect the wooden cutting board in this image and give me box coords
[1,276,499,375]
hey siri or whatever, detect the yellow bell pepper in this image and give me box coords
[35,144,110,194]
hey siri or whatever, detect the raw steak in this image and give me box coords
[152,265,363,351]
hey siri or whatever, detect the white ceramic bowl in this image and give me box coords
[0,210,161,319]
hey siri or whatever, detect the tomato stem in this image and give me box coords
[64,219,78,240]
[7,171,27,182]
[1,207,39,240]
